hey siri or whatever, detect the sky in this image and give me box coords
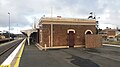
[0,0,120,34]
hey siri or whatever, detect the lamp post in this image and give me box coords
[8,12,10,38]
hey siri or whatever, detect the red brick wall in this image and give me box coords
[85,34,102,48]
[40,24,51,47]
[40,24,96,47]
[53,25,68,46]
[108,31,116,36]
[53,25,96,46]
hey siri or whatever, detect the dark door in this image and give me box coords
[68,31,75,47]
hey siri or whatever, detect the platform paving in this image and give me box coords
[19,45,120,67]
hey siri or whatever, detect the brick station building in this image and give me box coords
[37,17,102,49]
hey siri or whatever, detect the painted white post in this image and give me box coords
[51,24,53,47]
[45,44,46,51]
[49,35,50,47]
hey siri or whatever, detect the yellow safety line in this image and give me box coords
[14,40,26,67]
[0,65,10,67]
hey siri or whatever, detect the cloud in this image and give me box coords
[98,0,120,26]
[0,0,120,34]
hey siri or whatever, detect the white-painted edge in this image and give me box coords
[67,29,75,33]
[85,30,93,34]
[103,44,120,47]
[1,38,26,66]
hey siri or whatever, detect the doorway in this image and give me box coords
[68,31,75,47]
[30,32,38,45]
[86,31,92,34]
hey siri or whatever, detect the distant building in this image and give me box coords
[99,27,120,41]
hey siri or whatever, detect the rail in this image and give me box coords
[0,44,17,56]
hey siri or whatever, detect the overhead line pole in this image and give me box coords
[8,12,10,39]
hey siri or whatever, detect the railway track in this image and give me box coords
[0,39,23,64]
[0,44,18,56]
